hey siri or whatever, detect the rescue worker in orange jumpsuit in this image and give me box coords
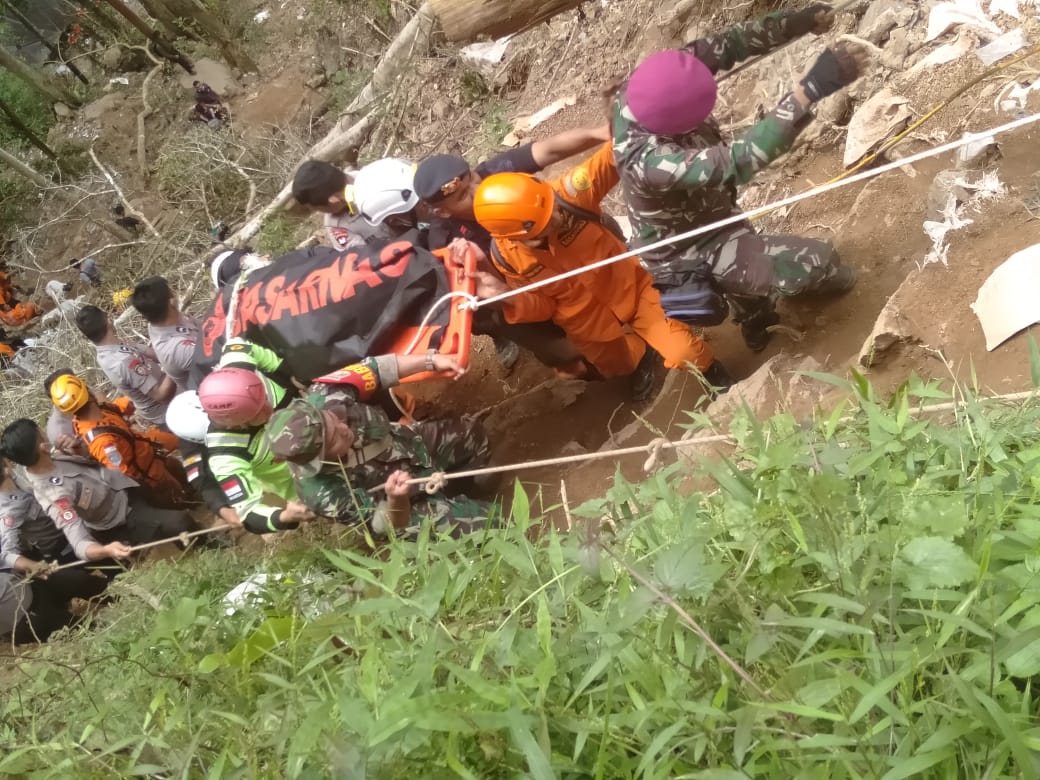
[49,374,190,508]
[466,142,733,401]
[0,271,40,328]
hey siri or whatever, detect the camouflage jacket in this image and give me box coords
[612,12,814,272]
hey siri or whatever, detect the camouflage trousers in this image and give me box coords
[648,224,840,300]
[372,493,502,539]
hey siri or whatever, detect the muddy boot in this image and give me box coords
[630,347,661,402]
[816,265,857,295]
[700,361,735,399]
[740,309,781,353]
[493,336,520,372]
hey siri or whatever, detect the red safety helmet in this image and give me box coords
[197,367,272,428]
[473,173,555,239]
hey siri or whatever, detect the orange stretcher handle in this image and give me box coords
[395,243,476,385]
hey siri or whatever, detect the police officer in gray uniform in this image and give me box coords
[130,276,200,393]
[74,305,176,429]
[1,419,195,564]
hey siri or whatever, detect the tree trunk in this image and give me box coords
[77,0,133,41]
[429,0,585,41]
[1,2,90,84]
[340,3,435,119]
[0,96,59,161]
[136,0,201,41]
[99,0,195,73]
[164,0,259,72]
[0,45,81,107]
[0,146,132,241]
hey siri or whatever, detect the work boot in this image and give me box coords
[493,336,521,372]
[816,266,857,295]
[740,309,781,353]
[700,361,735,400]
[631,347,661,402]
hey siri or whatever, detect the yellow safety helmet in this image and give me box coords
[111,287,133,311]
[51,373,90,414]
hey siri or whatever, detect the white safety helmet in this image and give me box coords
[166,390,210,443]
[352,157,419,227]
[210,250,271,289]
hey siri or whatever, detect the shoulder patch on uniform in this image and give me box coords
[182,453,202,467]
[564,167,592,198]
[220,475,246,503]
[128,357,149,377]
[49,476,63,485]
[2,515,16,528]
[176,325,191,334]
[119,345,133,353]
[103,444,123,467]
[54,497,77,525]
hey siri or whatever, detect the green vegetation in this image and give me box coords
[4,373,1040,777]
[0,71,53,152]
[326,67,369,116]
[255,211,305,256]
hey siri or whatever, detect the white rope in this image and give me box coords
[464,112,1040,310]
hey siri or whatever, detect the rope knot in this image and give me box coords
[643,438,669,472]
[424,471,448,495]
[177,532,191,548]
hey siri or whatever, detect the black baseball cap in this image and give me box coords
[413,154,472,202]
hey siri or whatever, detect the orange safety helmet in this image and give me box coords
[473,173,555,239]
[51,373,90,414]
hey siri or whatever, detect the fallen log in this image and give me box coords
[429,0,584,42]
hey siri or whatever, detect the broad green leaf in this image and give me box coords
[880,748,956,780]
[896,536,979,589]
[1030,333,1040,387]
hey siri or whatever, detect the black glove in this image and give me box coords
[800,45,860,103]
[784,3,833,37]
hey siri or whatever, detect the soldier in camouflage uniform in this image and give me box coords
[265,356,497,537]
[611,6,867,350]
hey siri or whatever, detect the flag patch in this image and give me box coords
[54,497,78,525]
[103,444,123,467]
[220,475,246,503]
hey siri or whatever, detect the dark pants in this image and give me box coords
[12,570,107,643]
[473,308,581,369]
[94,490,196,548]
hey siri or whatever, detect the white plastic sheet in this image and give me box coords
[977,28,1027,64]
[926,0,1002,41]
[843,88,911,167]
[971,244,1040,349]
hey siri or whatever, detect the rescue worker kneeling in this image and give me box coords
[263,358,498,537]
[0,419,196,565]
[467,143,733,401]
[50,373,190,509]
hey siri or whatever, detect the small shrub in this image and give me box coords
[255,212,303,256]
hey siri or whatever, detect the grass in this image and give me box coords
[255,211,306,255]
[4,370,1040,777]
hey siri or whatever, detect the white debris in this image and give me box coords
[223,573,280,616]
[502,96,577,147]
[926,0,1002,42]
[253,9,270,23]
[922,172,1006,266]
[971,244,1040,349]
[907,29,976,75]
[843,88,912,167]
[995,79,1040,113]
[108,77,129,86]
[977,27,1027,64]
[460,35,514,66]
[957,133,997,164]
[989,0,1020,17]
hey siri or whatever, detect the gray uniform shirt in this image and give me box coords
[148,313,200,393]
[324,211,398,250]
[23,457,138,560]
[46,407,75,443]
[95,342,169,427]
[0,574,32,635]
[0,482,68,569]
